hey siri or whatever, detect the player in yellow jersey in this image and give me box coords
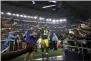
[40,25,50,59]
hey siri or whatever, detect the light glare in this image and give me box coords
[34,16,37,19]
[63,19,66,21]
[46,19,51,21]
[39,17,44,20]
[42,5,56,8]
[31,16,34,18]
[20,15,24,17]
[52,20,56,23]
[56,20,59,22]
[1,12,4,14]
[24,15,27,18]
[60,19,63,22]
[48,19,51,21]
[16,14,19,17]
[13,14,16,16]
[28,16,31,18]
[6,12,12,15]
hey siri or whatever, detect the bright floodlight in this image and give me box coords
[39,17,44,20]
[13,14,16,16]
[46,19,51,21]
[63,19,67,21]
[48,19,51,21]
[20,15,24,17]
[28,16,31,18]
[42,5,56,8]
[16,14,20,17]
[46,19,49,21]
[52,20,56,23]
[56,20,59,22]
[30,16,34,18]
[1,12,4,14]
[32,1,35,4]
[60,19,63,22]
[24,15,27,18]
[49,1,56,3]
[6,12,12,15]
[39,17,42,20]
[34,16,37,19]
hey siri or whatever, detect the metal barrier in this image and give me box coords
[63,39,91,61]
[1,39,23,53]
[1,39,34,60]
[1,47,9,53]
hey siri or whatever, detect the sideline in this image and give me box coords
[34,55,63,60]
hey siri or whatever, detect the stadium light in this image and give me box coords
[60,19,63,22]
[52,20,56,23]
[42,5,56,8]
[49,1,56,3]
[1,12,4,14]
[6,12,12,15]
[4,11,67,24]
[30,16,34,19]
[56,20,59,23]
[63,19,67,21]
[16,14,20,17]
[39,17,44,20]
[32,0,35,4]
[39,17,42,20]
[46,19,51,21]
[28,16,30,18]
[34,16,37,19]
[13,14,16,16]
[48,19,52,21]
[24,15,27,18]
[20,15,24,17]
[46,19,49,21]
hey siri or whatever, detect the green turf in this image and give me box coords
[11,48,63,61]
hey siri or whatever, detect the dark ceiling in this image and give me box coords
[1,1,91,23]
[1,1,91,36]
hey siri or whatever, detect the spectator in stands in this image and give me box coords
[63,33,69,49]
[15,35,21,50]
[77,20,91,37]
[4,31,15,51]
[52,33,58,50]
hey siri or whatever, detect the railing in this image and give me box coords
[63,39,91,61]
[1,39,23,53]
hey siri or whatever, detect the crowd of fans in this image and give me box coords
[2,18,61,61]
[64,19,91,40]
[62,19,91,60]
[1,17,91,61]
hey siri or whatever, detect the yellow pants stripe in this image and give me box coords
[41,39,49,48]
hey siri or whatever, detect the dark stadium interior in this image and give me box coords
[1,1,91,61]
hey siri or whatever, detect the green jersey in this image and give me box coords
[41,28,49,39]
